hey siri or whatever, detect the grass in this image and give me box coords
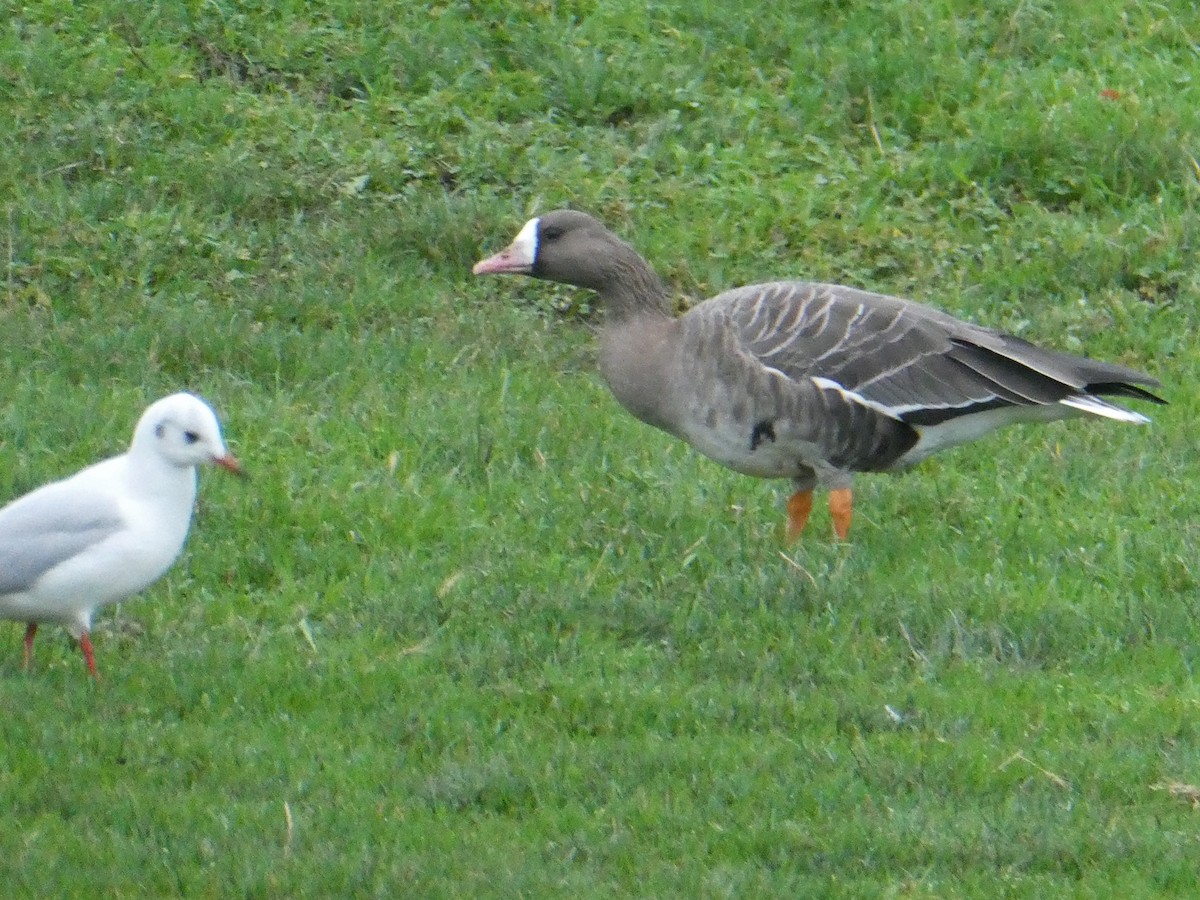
[1,0,1199,894]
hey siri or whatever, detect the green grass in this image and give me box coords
[2,0,1199,895]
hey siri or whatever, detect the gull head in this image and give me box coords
[133,393,243,475]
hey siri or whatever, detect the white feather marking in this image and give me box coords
[810,376,905,420]
[896,394,1149,468]
[899,404,1067,465]
[513,216,540,262]
[1059,394,1150,424]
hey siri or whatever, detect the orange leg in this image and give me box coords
[79,632,99,680]
[828,487,853,540]
[23,622,37,670]
[786,489,814,542]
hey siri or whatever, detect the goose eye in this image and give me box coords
[183,430,200,445]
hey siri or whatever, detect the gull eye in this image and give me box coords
[183,430,200,445]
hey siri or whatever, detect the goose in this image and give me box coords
[0,392,243,677]
[473,210,1164,540]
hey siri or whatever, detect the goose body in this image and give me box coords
[474,210,1163,539]
[0,393,243,677]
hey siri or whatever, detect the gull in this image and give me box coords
[0,392,243,678]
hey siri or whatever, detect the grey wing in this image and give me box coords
[0,483,125,595]
[704,281,1161,425]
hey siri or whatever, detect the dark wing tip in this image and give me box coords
[1087,382,1167,406]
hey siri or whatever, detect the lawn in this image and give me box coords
[2,0,1198,895]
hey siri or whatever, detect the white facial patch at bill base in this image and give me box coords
[511,216,540,266]
[472,216,541,275]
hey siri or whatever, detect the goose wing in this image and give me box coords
[700,281,1161,426]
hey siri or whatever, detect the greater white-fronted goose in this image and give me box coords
[473,210,1164,540]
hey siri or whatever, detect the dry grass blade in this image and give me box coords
[777,551,817,586]
[1150,781,1200,808]
[283,800,294,858]
[997,752,1071,791]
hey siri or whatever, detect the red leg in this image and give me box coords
[79,632,99,680]
[23,622,38,671]
[828,487,853,540]
[786,489,815,542]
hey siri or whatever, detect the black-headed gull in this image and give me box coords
[0,392,243,678]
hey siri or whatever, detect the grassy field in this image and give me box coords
[2,0,1198,895]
